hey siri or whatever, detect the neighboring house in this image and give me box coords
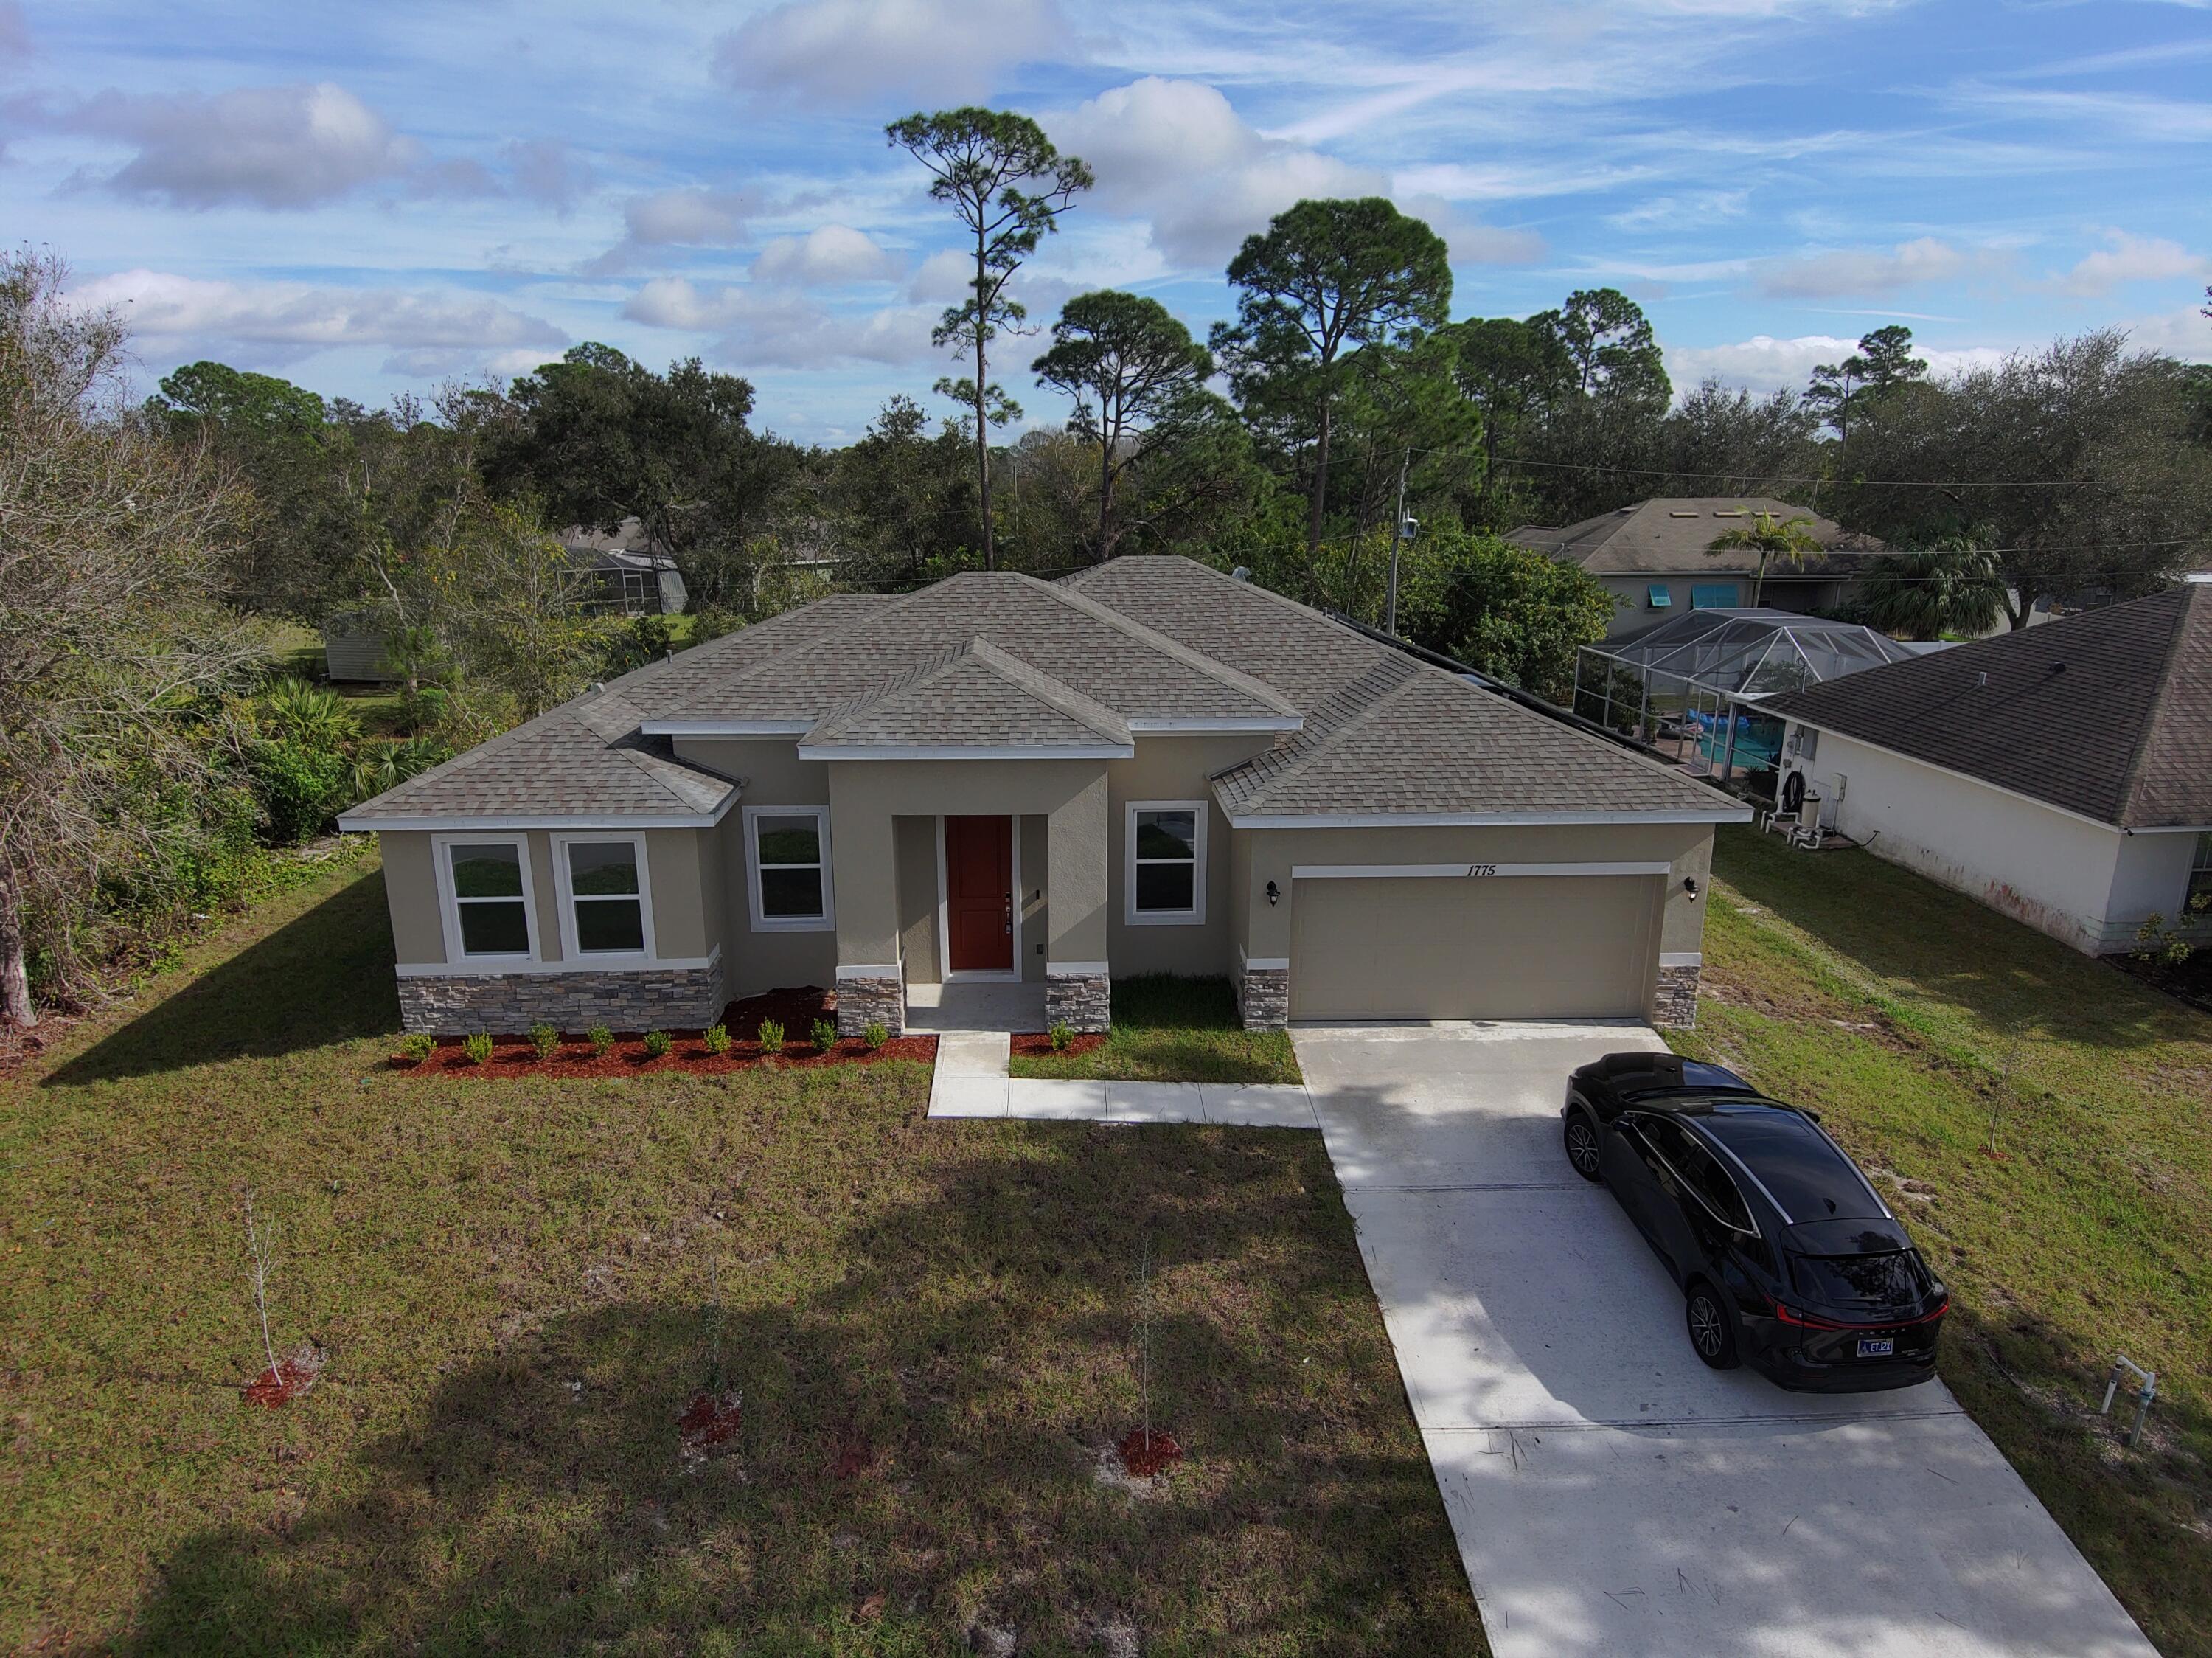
[1767,583,2212,955]
[319,520,687,684]
[339,558,1746,1038]
[559,520,689,617]
[1509,497,1888,636]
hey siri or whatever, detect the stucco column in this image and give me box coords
[1044,769,1110,1030]
[825,769,904,1036]
[1652,832,1714,1029]
[1237,830,1293,1029]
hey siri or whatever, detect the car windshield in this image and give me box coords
[1791,1249,1933,1311]
[1701,1110,1879,1224]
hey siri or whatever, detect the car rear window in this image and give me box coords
[1791,1249,1933,1311]
[1702,1111,1879,1224]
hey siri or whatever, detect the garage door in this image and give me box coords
[1289,873,1660,1021]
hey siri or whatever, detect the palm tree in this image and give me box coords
[1858,542,2006,640]
[1706,508,1826,606]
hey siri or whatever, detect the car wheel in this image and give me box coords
[1562,1109,1604,1183]
[1686,1282,1740,1370]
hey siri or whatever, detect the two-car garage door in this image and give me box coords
[1287,870,1661,1021]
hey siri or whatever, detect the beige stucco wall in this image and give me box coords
[894,816,940,982]
[1020,813,1049,982]
[824,758,1110,968]
[1784,726,2131,954]
[1239,821,1713,964]
[379,830,447,965]
[680,736,838,995]
[1599,575,1851,636]
[1105,734,1270,977]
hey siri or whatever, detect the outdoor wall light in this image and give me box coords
[1683,876,1701,902]
[1266,880,1280,906]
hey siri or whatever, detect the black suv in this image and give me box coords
[1562,1053,1946,1391]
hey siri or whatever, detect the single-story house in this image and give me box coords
[1509,498,1888,636]
[338,558,1747,1037]
[1767,583,2212,955]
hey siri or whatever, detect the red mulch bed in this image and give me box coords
[242,1345,324,1408]
[394,985,936,1078]
[1009,1030,1107,1059]
[1116,1427,1183,1477]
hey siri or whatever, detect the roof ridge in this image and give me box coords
[1209,654,1419,807]
[2114,585,2197,825]
[1017,571,1302,718]
[803,641,970,740]
[964,637,1133,742]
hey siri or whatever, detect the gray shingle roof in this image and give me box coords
[1508,497,1887,577]
[336,687,736,826]
[1211,652,1740,822]
[625,571,1295,726]
[1767,583,2212,829]
[343,558,1745,826]
[1059,555,1389,710]
[801,638,1133,753]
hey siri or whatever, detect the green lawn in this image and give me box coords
[0,862,1472,1654]
[1672,826,2212,1656]
[1008,976,1303,1085]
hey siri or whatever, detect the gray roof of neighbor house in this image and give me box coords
[341,556,1746,828]
[1766,583,2212,830]
[1508,498,1887,577]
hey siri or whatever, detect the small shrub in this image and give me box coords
[587,1024,616,1058]
[810,1016,838,1052]
[527,1023,558,1061]
[461,1030,494,1066]
[397,1033,435,1065]
[642,1028,672,1060]
[1048,1021,1074,1052]
[863,1020,888,1051]
[758,1019,785,1055]
[701,1022,731,1056]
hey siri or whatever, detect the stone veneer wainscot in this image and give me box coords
[1652,961,1700,1030]
[1236,963,1290,1031]
[397,961,727,1036]
[835,972,905,1038]
[1043,968,1110,1033]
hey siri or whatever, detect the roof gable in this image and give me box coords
[1767,585,2212,828]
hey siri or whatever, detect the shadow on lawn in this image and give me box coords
[1711,828,2204,1052]
[125,1128,1481,1656]
[48,869,400,1086]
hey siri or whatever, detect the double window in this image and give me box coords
[438,837,538,962]
[1126,800,1206,924]
[2189,832,2212,912]
[554,834,654,960]
[746,805,834,932]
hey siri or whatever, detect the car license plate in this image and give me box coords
[1857,1336,1895,1359]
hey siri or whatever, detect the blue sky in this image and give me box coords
[4,0,2208,443]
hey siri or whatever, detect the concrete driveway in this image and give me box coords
[1294,1021,2156,1658]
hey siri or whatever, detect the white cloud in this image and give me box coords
[72,269,566,367]
[2122,303,2212,362]
[1397,195,1545,266]
[907,246,974,302]
[1666,332,2010,396]
[1607,190,1750,232]
[50,82,422,209]
[713,0,1069,105]
[623,277,941,369]
[1050,77,1383,268]
[754,224,900,286]
[2056,230,2208,296]
[624,187,756,246]
[1753,237,1989,299]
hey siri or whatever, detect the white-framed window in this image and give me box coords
[552,833,655,960]
[2188,832,2212,911]
[434,835,539,962]
[1125,799,1206,925]
[745,805,834,932]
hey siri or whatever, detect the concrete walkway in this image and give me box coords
[923,1030,1318,1128]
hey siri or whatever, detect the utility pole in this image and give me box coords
[1385,448,1412,637]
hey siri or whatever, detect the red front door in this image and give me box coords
[945,815,1012,973]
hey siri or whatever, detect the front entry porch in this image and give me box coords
[903,979,1048,1033]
